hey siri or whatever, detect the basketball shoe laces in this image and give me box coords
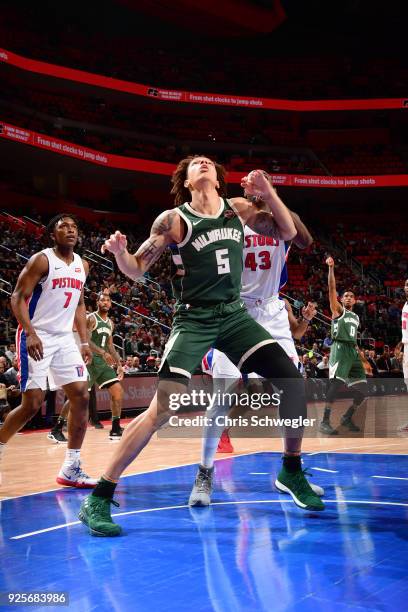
[288,469,316,497]
[195,471,212,494]
[71,462,92,480]
[91,497,120,522]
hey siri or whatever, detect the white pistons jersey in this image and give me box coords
[240,225,289,299]
[402,302,408,344]
[28,248,85,334]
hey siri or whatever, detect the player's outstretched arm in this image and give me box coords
[326,256,343,317]
[10,253,49,361]
[289,211,313,249]
[285,299,317,339]
[232,170,296,240]
[101,210,183,280]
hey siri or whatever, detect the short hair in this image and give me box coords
[170,155,227,206]
[342,289,355,297]
[46,213,79,235]
[98,290,111,301]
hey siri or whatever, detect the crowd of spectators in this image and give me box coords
[1,208,406,389]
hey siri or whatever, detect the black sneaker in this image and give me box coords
[47,429,67,444]
[109,429,122,440]
[92,421,104,429]
[188,467,214,506]
[340,416,360,432]
[319,421,339,435]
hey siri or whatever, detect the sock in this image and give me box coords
[323,407,331,422]
[198,464,214,478]
[201,401,231,468]
[112,416,121,428]
[343,405,355,420]
[92,476,118,499]
[54,417,65,431]
[0,442,5,458]
[63,449,80,467]
[283,455,302,472]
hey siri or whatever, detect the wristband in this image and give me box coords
[80,342,89,346]
[301,316,311,323]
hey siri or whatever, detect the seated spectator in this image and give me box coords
[376,346,393,377]
[123,356,135,373]
[125,332,139,356]
[390,347,404,376]
[5,342,16,363]
[126,356,141,374]
[316,354,329,378]
[145,355,158,373]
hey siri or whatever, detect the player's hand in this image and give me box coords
[302,302,317,321]
[241,169,274,201]
[326,256,335,267]
[26,331,44,361]
[101,231,127,256]
[103,352,115,367]
[81,345,93,365]
[116,365,125,381]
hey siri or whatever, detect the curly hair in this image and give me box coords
[170,155,227,206]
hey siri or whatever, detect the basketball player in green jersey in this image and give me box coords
[79,156,324,537]
[319,257,367,435]
[86,292,124,440]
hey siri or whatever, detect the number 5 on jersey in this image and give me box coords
[216,249,230,275]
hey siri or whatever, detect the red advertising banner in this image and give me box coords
[2,121,408,188]
[1,47,407,112]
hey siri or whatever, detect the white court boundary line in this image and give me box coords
[372,475,408,481]
[0,450,260,502]
[2,447,408,502]
[307,441,408,455]
[10,498,408,540]
[311,467,338,473]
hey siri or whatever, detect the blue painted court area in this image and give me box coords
[1,452,408,612]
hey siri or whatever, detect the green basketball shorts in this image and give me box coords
[158,299,275,379]
[329,342,366,385]
[87,355,119,390]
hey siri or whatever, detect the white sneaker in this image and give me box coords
[56,461,97,489]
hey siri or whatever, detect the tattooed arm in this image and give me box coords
[101,210,183,280]
[231,170,296,240]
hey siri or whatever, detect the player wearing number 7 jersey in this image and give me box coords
[0,214,97,488]
[79,156,324,537]
[319,257,367,436]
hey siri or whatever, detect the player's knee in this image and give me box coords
[68,386,89,409]
[352,387,366,406]
[326,379,343,403]
[22,399,41,418]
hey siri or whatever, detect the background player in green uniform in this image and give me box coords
[87,292,124,440]
[319,257,367,435]
[79,156,324,537]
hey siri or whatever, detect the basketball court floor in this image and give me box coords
[1,423,407,611]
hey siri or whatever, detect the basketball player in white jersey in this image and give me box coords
[190,174,323,507]
[397,278,408,431]
[0,214,97,488]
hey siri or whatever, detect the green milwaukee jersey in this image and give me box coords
[88,312,113,353]
[331,308,359,344]
[170,198,244,306]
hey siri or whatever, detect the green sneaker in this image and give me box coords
[275,466,325,511]
[79,495,122,536]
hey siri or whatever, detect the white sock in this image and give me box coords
[63,449,80,467]
[201,402,231,469]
